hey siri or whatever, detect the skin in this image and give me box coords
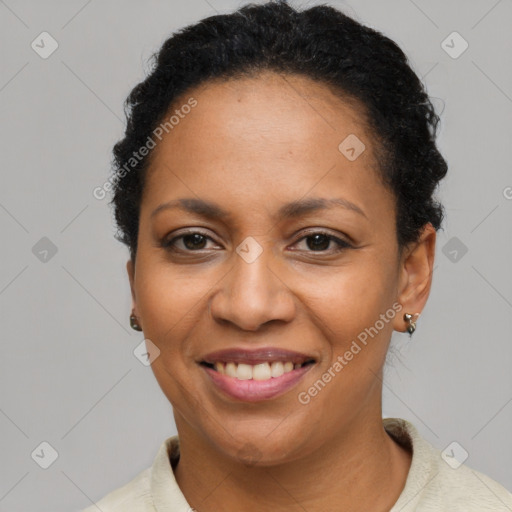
[126,71,436,511]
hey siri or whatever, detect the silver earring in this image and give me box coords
[130,313,142,331]
[403,313,420,336]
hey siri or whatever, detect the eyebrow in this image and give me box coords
[150,196,367,221]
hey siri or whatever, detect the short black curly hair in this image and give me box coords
[109,0,447,264]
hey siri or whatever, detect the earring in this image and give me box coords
[130,313,142,331]
[403,313,420,336]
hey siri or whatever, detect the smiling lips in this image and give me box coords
[200,347,316,401]
[214,360,304,380]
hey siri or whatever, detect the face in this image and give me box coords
[127,71,435,465]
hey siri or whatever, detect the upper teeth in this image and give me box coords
[213,361,302,380]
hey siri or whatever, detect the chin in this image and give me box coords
[208,426,311,468]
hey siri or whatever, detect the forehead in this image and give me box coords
[142,72,392,222]
[159,71,372,151]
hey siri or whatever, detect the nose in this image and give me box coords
[208,242,296,331]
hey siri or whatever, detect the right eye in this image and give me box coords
[161,231,219,253]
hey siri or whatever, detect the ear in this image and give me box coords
[393,223,436,334]
[126,259,137,313]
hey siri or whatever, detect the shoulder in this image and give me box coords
[428,461,512,510]
[385,417,512,511]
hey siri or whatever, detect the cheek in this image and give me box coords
[304,261,393,333]
[300,263,398,393]
[302,274,395,411]
[135,259,210,353]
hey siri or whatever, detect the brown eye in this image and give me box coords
[162,231,216,252]
[293,231,353,253]
[181,233,208,250]
[306,233,331,251]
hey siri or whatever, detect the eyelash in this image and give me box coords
[161,229,353,255]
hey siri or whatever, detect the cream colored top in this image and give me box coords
[80,418,512,511]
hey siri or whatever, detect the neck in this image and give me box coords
[173,410,412,512]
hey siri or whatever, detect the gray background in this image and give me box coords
[0,0,511,510]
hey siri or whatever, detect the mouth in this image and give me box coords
[198,348,316,402]
[200,360,315,380]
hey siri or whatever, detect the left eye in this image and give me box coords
[162,231,352,254]
[293,232,352,253]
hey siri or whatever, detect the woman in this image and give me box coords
[82,1,512,510]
